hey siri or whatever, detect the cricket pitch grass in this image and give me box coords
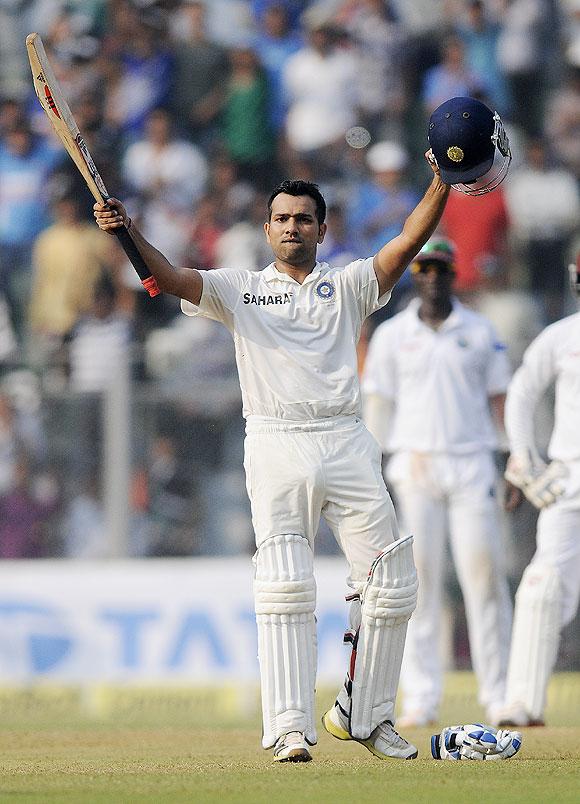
[0,673,578,803]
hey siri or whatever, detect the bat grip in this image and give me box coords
[113,225,160,297]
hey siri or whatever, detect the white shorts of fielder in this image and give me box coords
[246,415,404,747]
[503,459,580,722]
[387,450,512,722]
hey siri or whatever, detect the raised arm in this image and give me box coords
[93,199,203,305]
[373,152,450,297]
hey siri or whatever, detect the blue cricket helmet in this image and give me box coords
[428,97,511,195]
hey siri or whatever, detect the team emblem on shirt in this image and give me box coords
[315,279,336,301]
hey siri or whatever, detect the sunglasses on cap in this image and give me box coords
[410,260,455,275]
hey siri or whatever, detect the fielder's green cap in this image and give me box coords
[414,237,456,264]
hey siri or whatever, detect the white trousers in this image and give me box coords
[387,450,512,717]
[245,415,399,587]
[528,459,580,628]
[246,415,401,743]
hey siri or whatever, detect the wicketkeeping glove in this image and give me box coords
[431,723,522,761]
[505,451,568,509]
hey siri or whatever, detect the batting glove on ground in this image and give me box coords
[431,724,522,761]
[505,451,567,509]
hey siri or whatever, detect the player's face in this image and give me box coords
[412,261,455,302]
[264,194,326,267]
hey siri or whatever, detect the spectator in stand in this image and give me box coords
[317,202,358,268]
[68,272,132,394]
[144,435,202,557]
[544,45,580,182]
[421,34,486,114]
[495,0,548,137]
[348,141,419,256]
[28,190,113,368]
[347,141,419,312]
[168,0,230,146]
[215,191,273,272]
[103,11,174,141]
[63,271,132,480]
[209,153,258,227]
[0,451,59,559]
[342,0,408,141]
[250,0,307,30]
[440,173,510,295]
[253,3,303,136]
[201,0,257,48]
[0,4,26,99]
[183,194,226,271]
[0,114,61,338]
[219,46,277,190]
[40,88,125,210]
[454,0,511,118]
[41,12,102,108]
[63,470,107,559]
[0,371,46,465]
[505,136,580,322]
[122,107,208,264]
[281,12,358,171]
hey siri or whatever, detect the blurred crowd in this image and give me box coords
[0,0,579,560]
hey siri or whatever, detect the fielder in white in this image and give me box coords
[498,257,580,727]
[93,154,450,762]
[362,238,513,727]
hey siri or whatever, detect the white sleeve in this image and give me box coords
[180,269,249,330]
[505,328,557,455]
[340,257,392,321]
[485,325,511,396]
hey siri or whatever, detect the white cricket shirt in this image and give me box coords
[362,298,510,453]
[181,258,390,420]
[505,311,580,462]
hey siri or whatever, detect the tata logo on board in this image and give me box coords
[0,600,346,679]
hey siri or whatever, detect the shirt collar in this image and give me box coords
[263,262,324,284]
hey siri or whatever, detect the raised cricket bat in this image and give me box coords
[25,32,160,297]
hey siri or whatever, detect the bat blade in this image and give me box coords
[25,33,160,297]
[26,33,107,203]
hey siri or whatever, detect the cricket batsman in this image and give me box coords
[93,97,510,762]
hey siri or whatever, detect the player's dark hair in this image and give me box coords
[267,180,327,224]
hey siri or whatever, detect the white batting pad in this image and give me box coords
[504,564,561,720]
[348,534,418,739]
[253,534,317,749]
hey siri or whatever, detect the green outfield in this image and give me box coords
[0,673,578,803]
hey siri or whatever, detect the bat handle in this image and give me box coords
[112,225,161,298]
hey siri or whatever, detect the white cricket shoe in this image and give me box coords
[272,731,312,763]
[322,705,418,760]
